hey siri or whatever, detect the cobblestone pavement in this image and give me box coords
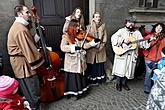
[41,78,149,110]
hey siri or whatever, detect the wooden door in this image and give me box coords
[33,0,89,54]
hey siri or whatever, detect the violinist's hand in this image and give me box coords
[71,44,82,53]
[75,46,82,50]
[89,39,99,47]
[94,38,101,43]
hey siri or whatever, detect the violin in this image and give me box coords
[76,30,99,42]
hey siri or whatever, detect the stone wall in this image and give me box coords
[95,0,139,61]
[95,0,165,77]
[0,0,33,75]
[95,0,139,77]
[0,0,21,76]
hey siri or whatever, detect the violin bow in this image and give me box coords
[81,19,94,47]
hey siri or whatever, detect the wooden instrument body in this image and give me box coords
[112,36,151,55]
[112,33,165,55]
[37,50,64,102]
[32,5,64,102]
[112,36,137,55]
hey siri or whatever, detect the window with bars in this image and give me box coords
[139,0,158,8]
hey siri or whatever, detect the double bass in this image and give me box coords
[31,5,64,102]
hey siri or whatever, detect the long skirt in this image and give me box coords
[86,61,106,85]
[64,72,89,96]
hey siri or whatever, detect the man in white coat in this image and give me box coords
[111,16,149,91]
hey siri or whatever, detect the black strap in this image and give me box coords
[9,54,24,57]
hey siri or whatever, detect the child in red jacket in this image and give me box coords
[0,75,31,110]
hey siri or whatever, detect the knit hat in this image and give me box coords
[144,25,153,34]
[162,47,165,55]
[125,16,136,23]
[0,75,19,96]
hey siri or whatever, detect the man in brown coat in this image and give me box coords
[7,5,44,110]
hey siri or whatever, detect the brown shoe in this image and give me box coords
[123,85,130,91]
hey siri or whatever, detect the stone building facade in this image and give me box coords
[0,0,165,77]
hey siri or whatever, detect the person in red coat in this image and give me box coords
[143,23,165,94]
[0,75,30,110]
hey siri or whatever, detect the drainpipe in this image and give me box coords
[89,0,95,23]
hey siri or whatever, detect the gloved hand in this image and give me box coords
[94,38,101,43]
[89,39,99,47]
[75,46,82,50]
[71,44,81,53]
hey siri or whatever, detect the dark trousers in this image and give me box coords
[116,76,127,86]
[144,60,154,93]
[17,74,40,110]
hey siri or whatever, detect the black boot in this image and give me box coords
[75,94,83,100]
[122,77,130,91]
[116,84,122,91]
[122,84,130,91]
[66,94,72,99]
[116,76,122,91]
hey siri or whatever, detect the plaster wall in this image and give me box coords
[0,0,21,75]
[0,0,34,75]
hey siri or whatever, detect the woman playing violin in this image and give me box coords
[60,19,99,100]
[86,12,108,85]
[143,23,165,94]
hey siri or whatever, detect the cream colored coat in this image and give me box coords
[111,27,148,79]
[7,22,44,79]
[86,22,107,64]
[60,34,95,74]
[63,16,71,33]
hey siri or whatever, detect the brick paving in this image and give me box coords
[41,78,149,110]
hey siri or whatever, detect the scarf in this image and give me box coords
[15,17,29,26]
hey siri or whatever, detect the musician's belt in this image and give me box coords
[9,54,43,67]
[9,54,24,57]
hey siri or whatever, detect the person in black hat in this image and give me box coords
[124,16,136,32]
[111,16,149,91]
